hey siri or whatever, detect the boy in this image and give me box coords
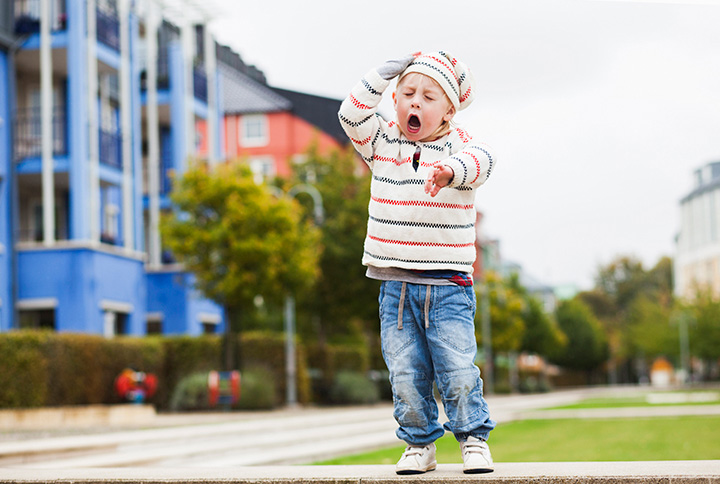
[338,51,497,474]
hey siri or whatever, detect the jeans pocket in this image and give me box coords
[435,286,477,354]
[379,281,416,359]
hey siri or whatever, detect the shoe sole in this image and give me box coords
[396,464,437,475]
[463,467,494,474]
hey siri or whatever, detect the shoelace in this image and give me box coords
[402,445,429,458]
[462,439,486,456]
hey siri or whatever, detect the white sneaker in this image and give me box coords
[460,436,494,474]
[395,442,437,475]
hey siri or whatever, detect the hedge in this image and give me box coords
[0,331,314,410]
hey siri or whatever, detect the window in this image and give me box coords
[248,156,275,184]
[19,309,56,330]
[240,114,268,147]
[146,313,163,335]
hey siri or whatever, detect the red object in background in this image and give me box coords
[208,370,241,407]
[114,369,158,403]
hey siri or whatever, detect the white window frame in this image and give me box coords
[248,156,276,184]
[240,114,268,147]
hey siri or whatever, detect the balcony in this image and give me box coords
[13,106,67,162]
[99,129,122,170]
[193,64,207,102]
[13,0,67,34]
[96,4,119,51]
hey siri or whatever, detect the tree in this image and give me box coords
[476,271,526,354]
[502,273,567,357]
[161,160,320,368]
[281,144,377,343]
[580,255,675,383]
[550,298,608,377]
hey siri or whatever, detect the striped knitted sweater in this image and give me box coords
[338,68,496,274]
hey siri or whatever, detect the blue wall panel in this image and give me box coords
[0,50,11,331]
[18,248,145,334]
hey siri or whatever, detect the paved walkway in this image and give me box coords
[2,461,720,484]
[0,386,718,469]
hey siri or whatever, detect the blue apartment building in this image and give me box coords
[0,0,228,336]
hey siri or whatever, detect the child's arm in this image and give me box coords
[338,55,415,167]
[425,138,496,197]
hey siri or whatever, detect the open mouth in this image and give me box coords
[407,115,421,134]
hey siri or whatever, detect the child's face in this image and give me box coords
[394,73,456,142]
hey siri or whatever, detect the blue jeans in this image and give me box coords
[379,280,496,445]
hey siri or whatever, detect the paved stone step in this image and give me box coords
[0,405,395,465]
[14,418,398,468]
[1,461,719,484]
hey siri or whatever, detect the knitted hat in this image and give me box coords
[399,51,475,111]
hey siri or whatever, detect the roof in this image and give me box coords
[271,88,347,145]
[220,64,292,115]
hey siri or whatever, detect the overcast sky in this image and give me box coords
[210,0,720,290]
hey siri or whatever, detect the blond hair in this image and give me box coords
[396,72,456,142]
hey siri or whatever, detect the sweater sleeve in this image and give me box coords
[441,131,497,189]
[338,69,392,168]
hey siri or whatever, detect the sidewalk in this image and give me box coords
[2,461,720,484]
[0,386,717,469]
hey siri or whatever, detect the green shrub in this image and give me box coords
[306,341,372,404]
[169,372,211,411]
[158,335,221,409]
[0,332,49,408]
[235,367,277,410]
[240,331,311,405]
[329,371,380,405]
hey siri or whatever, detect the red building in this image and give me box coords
[198,60,348,181]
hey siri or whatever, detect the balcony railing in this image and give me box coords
[14,0,66,34]
[13,106,67,161]
[193,65,207,102]
[99,129,122,169]
[96,5,119,51]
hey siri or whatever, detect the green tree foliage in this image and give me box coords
[687,290,720,362]
[281,145,377,343]
[578,255,675,381]
[626,294,677,360]
[476,271,526,353]
[160,160,320,366]
[502,273,567,357]
[550,298,608,373]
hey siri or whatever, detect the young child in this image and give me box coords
[338,51,497,475]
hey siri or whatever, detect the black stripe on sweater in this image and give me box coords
[369,215,474,230]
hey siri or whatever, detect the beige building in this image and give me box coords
[675,161,720,299]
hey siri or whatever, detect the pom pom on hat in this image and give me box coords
[399,51,475,111]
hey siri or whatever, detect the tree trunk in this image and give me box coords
[223,306,242,371]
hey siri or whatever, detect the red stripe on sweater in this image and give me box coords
[369,235,474,249]
[469,152,482,184]
[372,196,474,210]
[349,94,372,110]
[374,155,411,166]
[351,135,372,146]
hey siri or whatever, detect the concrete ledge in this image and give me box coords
[1,462,719,484]
[0,405,156,430]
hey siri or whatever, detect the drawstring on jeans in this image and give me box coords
[424,285,431,329]
[396,283,432,330]
[398,282,406,330]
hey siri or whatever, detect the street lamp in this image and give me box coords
[273,184,324,407]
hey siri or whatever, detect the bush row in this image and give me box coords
[0,331,388,410]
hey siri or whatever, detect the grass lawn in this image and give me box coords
[549,391,720,410]
[312,415,720,464]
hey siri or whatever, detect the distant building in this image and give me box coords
[0,0,346,336]
[211,67,347,182]
[675,161,720,299]
[501,261,557,313]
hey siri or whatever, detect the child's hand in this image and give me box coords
[425,165,454,197]
[376,53,420,80]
